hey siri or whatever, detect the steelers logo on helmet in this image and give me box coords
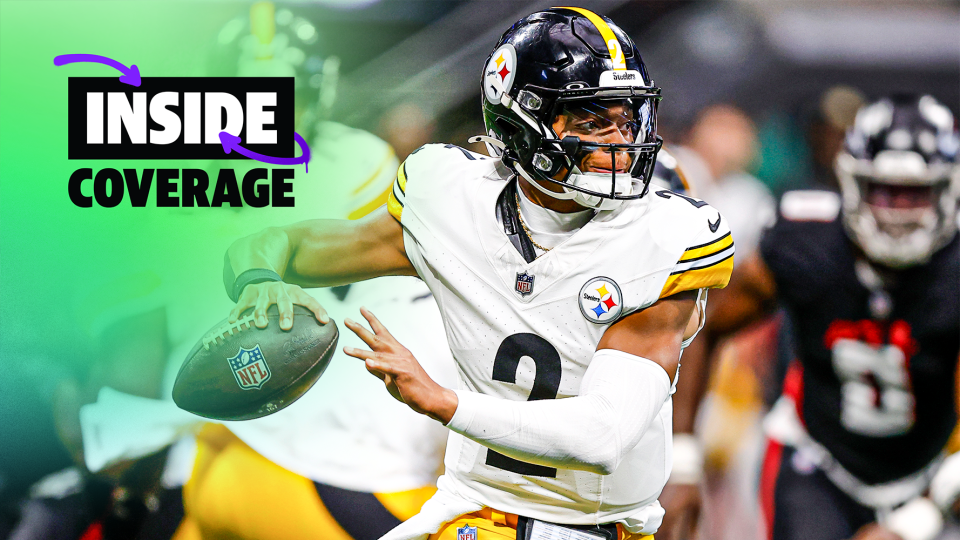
[579,277,623,324]
[483,43,517,106]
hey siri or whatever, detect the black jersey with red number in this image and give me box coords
[759,198,959,485]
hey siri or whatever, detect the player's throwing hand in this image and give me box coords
[344,307,458,424]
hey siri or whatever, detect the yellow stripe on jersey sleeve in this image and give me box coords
[387,162,408,222]
[397,161,408,194]
[660,232,735,298]
[680,232,733,261]
[387,190,403,221]
[660,255,734,298]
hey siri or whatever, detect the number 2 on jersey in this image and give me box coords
[485,333,562,477]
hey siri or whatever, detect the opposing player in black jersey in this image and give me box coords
[690,94,959,540]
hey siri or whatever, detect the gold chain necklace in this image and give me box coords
[515,192,552,252]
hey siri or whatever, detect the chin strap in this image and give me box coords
[496,181,538,263]
[468,133,575,204]
[469,132,579,204]
[514,162,579,201]
[468,135,505,151]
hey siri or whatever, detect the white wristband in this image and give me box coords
[669,433,704,485]
[884,497,942,540]
[930,452,960,514]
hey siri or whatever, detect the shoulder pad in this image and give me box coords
[780,190,841,222]
[387,144,492,222]
[408,143,488,162]
[654,200,735,298]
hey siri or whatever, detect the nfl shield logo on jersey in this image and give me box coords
[227,345,272,390]
[515,272,535,297]
[457,525,478,540]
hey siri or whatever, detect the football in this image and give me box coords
[173,305,338,420]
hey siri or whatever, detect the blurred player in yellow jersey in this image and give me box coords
[179,5,456,538]
[79,120,456,540]
[76,4,457,539]
[171,271,454,540]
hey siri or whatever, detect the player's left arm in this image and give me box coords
[595,289,698,383]
[343,291,698,475]
[344,209,733,475]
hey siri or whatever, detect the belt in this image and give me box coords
[476,507,520,529]
[471,508,652,540]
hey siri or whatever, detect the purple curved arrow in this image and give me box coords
[54,54,140,86]
[219,132,311,172]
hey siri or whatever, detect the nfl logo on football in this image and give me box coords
[515,272,535,296]
[227,345,272,390]
[457,524,478,540]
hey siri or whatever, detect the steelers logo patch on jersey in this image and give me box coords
[483,44,517,105]
[579,277,623,324]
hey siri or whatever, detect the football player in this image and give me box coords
[71,5,458,539]
[77,134,456,540]
[687,94,959,540]
[224,8,734,539]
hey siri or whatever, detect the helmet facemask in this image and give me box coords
[508,88,662,211]
[836,150,960,268]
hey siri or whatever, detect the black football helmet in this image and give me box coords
[479,7,662,210]
[835,94,960,267]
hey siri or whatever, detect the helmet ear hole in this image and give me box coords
[495,117,530,151]
[495,117,520,138]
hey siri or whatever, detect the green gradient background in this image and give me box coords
[4,1,201,339]
[0,1,340,356]
[1,1,356,489]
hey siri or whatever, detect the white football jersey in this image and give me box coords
[387,144,733,527]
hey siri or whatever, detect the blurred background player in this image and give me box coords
[671,104,776,262]
[5,272,179,540]
[690,94,959,540]
[658,103,775,540]
[172,275,455,540]
[29,4,454,540]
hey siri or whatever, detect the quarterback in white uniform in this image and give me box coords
[225,8,733,539]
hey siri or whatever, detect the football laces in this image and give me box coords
[203,313,256,350]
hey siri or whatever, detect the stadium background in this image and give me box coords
[0,0,957,538]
